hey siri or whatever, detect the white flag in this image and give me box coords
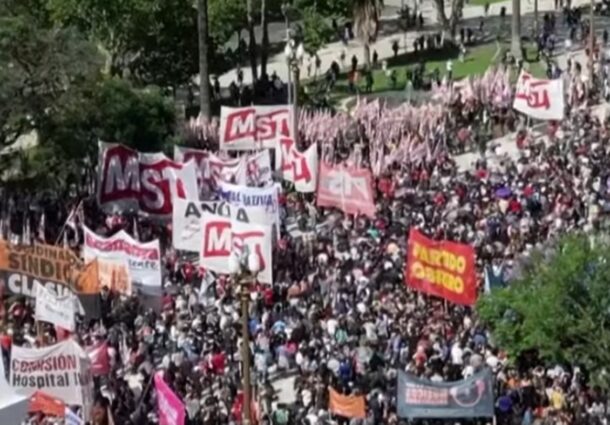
[513,71,564,120]
[34,283,77,331]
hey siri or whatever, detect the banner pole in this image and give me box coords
[36,321,44,347]
[55,200,82,246]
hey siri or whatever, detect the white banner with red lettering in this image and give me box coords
[10,339,93,409]
[199,212,273,283]
[275,139,318,192]
[513,71,564,120]
[172,199,251,252]
[174,146,272,191]
[317,162,376,218]
[219,105,293,150]
[82,226,162,295]
[97,142,198,219]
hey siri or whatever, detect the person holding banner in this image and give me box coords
[1,88,609,425]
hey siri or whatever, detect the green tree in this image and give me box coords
[0,2,102,148]
[13,78,177,187]
[302,7,334,55]
[353,0,383,68]
[127,0,199,89]
[48,0,199,89]
[51,78,176,155]
[207,0,247,49]
[478,235,610,387]
[295,0,351,18]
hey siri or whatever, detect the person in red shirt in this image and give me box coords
[378,176,395,199]
[508,197,523,214]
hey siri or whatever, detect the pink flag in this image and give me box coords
[154,372,186,425]
[86,341,110,377]
[316,162,376,217]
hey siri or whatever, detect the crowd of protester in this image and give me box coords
[3,1,610,422]
[1,85,610,425]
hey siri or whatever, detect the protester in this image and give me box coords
[0,42,608,425]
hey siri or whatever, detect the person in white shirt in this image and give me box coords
[451,341,464,365]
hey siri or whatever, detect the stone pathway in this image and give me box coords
[216,0,597,86]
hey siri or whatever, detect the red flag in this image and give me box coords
[86,341,110,376]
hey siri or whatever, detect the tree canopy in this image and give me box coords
[302,7,334,55]
[0,1,103,148]
[1,0,177,187]
[477,234,610,387]
[47,0,200,88]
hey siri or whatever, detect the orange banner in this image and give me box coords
[328,387,366,419]
[76,259,131,295]
[406,229,477,306]
[0,240,81,298]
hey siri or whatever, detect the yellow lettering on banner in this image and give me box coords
[410,261,464,294]
[412,244,467,274]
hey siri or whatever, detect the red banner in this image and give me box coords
[316,162,376,217]
[406,229,477,306]
[97,142,199,219]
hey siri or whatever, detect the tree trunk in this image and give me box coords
[247,0,258,82]
[534,0,539,36]
[433,0,465,42]
[511,0,523,59]
[260,0,270,78]
[197,0,211,118]
[364,43,371,68]
[449,0,465,42]
[433,0,451,38]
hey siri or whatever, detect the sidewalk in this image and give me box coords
[216,0,592,86]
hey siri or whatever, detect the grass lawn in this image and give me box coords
[307,40,547,98]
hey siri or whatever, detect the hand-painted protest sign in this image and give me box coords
[172,199,250,252]
[275,139,318,192]
[97,142,198,219]
[406,229,477,306]
[34,283,77,332]
[199,212,273,283]
[513,71,565,120]
[219,105,293,150]
[154,372,186,425]
[397,369,494,419]
[0,240,80,299]
[10,339,93,409]
[217,182,280,236]
[82,227,161,300]
[317,162,376,218]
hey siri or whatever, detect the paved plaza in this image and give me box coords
[216,0,599,86]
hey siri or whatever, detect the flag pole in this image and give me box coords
[55,200,82,246]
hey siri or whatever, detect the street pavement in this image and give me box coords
[216,0,597,86]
